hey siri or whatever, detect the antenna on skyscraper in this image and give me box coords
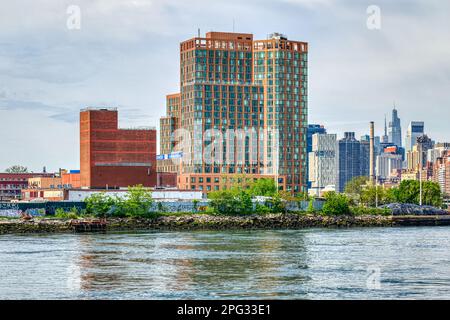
[198,28,200,38]
[384,114,388,136]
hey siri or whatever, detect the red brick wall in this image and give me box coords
[80,109,157,189]
[157,172,178,188]
[61,173,81,188]
[90,166,156,189]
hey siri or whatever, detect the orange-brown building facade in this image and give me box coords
[80,108,157,189]
[158,32,308,193]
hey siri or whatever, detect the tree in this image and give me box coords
[322,192,351,216]
[85,193,117,217]
[344,176,369,204]
[422,181,443,207]
[239,191,254,214]
[248,178,277,197]
[265,193,287,213]
[85,185,154,218]
[208,189,242,215]
[389,180,442,207]
[5,165,28,173]
[361,185,390,207]
[119,185,154,217]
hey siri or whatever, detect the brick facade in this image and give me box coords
[80,108,157,189]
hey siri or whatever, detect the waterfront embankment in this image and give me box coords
[1,214,450,234]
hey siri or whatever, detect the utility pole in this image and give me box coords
[369,122,375,185]
[419,169,423,206]
[375,181,379,207]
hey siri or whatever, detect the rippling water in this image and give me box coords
[1,227,450,299]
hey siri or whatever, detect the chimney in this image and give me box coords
[370,121,375,184]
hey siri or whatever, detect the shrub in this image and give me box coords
[85,193,117,217]
[255,203,271,214]
[322,192,351,216]
[54,208,79,219]
[265,194,287,214]
[157,202,168,213]
[192,199,199,213]
[306,199,316,214]
[208,190,242,215]
[84,185,154,218]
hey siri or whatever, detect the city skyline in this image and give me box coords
[1,0,450,172]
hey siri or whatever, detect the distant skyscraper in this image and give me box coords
[376,153,403,180]
[388,106,402,147]
[308,133,338,195]
[338,132,370,192]
[428,143,450,164]
[307,125,326,188]
[405,121,425,154]
[307,125,327,154]
[406,134,434,171]
[382,115,389,144]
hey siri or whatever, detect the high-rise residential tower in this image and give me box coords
[307,124,326,188]
[308,133,338,196]
[158,31,308,193]
[388,106,402,147]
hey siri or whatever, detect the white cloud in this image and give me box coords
[0,0,449,170]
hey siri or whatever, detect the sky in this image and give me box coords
[0,0,449,172]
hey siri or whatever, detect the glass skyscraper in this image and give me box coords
[338,132,370,192]
[388,107,402,148]
[405,121,425,154]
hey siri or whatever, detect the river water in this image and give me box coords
[0,227,449,300]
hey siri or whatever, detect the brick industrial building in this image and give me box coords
[0,172,54,201]
[158,31,308,193]
[80,108,157,189]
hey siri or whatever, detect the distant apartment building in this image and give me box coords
[158,31,308,193]
[388,107,402,147]
[0,173,54,201]
[308,133,338,196]
[307,125,327,153]
[61,170,81,189]
[80,108,157,189]
[28,177,62,189]
[307,125,327,188]
[427,143,450,164]
[361,134,382,156]
[433,151,450,197]
[157,93,181,174]
[338,132,370,192]
[376,153,403,180]
[406,134,434,171]
[405,121,424,154]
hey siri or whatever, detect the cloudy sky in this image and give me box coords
[0,0,449,172]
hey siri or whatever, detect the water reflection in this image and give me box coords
[2,227,450,299]
[68,230,312,299]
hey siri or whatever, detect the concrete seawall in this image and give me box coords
[1,214,450,234]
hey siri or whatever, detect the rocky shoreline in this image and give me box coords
[1,214,450,234]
